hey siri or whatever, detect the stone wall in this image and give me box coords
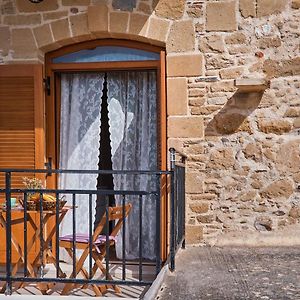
[0,0,299,245]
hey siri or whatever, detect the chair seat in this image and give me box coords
[59,233,116,245]
[58,204,132,296]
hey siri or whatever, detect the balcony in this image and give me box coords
[0,149,185,298]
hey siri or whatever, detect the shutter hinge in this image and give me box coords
[43,76,51,96]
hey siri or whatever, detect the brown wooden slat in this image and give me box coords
[0,72,36,181]
[0,64,44,264]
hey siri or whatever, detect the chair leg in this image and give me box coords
[92,252,121,294]
[65,248,93,291]
[61,248,89,295]
[62,247,102,297]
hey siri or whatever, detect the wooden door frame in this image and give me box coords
[45,39,168,261]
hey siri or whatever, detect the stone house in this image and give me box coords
[0,0,300,251]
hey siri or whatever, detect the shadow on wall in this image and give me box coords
[205,91,264,136]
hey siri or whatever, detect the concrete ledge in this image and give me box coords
[206,223,300,247]
[235,78,270,92]
[143,264,168,300]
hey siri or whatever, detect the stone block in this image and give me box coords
[70,13,90,40]
[1,1,16,15]
[206,55,235,70]
[51,18,72,43]
[293,172,300,184]
[3,14,41,26]
[284,108,300,117]
[215,113,252,134]
[137,2,151,15]
[167,78,188,116]
[43,11,68,21]
[196,214,215,224]
[260,179,294,199]
[167,20,195,53]
[289,206,300,218]
[62,0,90,5]
[33,24,54,49]
[210,81,235,92]
[187,2,203,18]
[128,14,148,37]
[154,0,185,20]
[167,138,184,154]
[186,172,204,194]
[225,32,247,44]
[263,58,300,78]
[190,202,209,214]
[219,67,244,79]
[227,45,251,55]
[257,0,288,17]
[110,12,129,34]
[254,216,272,231]
[243,143,262,162]
[259,37,281,49]
[11,28,37,59]
[147,17,170,43]
[88,4,108,33]
[167,54,204,77]
[189,89,206,98]
[195,22,205,34]
[294,118,300,128]
[191,105,220,115]
[168,116,204,138]
[0,27,10,56]
[199,35,225,53]
[207,148,235,169]
[239,0,256,17]
[189,97,206,107]
[276,140,300,173]
[16,0,58,12]
[292,0,300,8]
[258,119,292,134]
[206,1,237,32]
[185,225,203,244]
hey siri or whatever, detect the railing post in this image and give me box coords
[155,174,161,275]
[169,147,176,171]
[169,148,176,272]
[5,171,12,295]
[181,166,186,250]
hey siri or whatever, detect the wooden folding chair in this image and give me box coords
[59,203,132,296]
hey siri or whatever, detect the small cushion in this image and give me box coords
[59,233,115,245]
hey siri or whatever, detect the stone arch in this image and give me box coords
[34,4,170,56]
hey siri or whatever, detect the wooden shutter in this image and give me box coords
[0,65,45,188]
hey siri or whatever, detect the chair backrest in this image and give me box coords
[92,203,132,242]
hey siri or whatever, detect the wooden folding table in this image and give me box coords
[0,206,71,293]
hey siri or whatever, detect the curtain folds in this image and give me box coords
[59,71,157,261]
[59,73,104,261]
[107,71,157,260]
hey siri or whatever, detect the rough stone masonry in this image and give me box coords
[0,0,299,246]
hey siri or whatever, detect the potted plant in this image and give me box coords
[22,177,64,210]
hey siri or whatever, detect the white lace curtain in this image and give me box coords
[107,71,157,260]
[59,73,104,261]
[59,71,157,261]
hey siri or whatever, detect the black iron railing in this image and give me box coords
[0,152,186,296]
[169,148,186,272]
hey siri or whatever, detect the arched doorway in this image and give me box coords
[45,39,168,261]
